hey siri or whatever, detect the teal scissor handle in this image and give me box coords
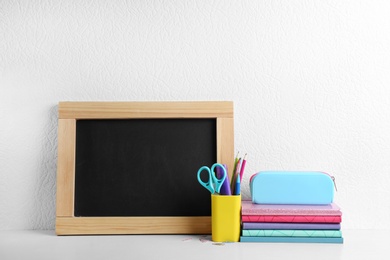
[197,163,227,194]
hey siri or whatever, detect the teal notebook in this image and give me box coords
[242,229,342,238]
[240,236,344,243]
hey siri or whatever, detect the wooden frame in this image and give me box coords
[56,101,234,235]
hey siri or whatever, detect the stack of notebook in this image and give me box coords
[240,200,343,243]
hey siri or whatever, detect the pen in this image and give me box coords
[234,174,240,195]
[217,164,232,195]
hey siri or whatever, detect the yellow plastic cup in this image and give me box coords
[211,194,241,242]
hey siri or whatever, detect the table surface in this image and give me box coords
[0,229,388,260]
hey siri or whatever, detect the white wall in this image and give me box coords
[1,0,390,230]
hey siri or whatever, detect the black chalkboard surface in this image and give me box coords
[75,119,216,217]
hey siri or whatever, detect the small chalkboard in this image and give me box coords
[56,102,234,235]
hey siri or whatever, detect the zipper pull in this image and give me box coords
[331,176,338,191]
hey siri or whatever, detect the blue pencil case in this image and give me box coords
[250,171,335,205]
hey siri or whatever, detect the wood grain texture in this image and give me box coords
[58,101,233,119]
[217,118,235,180]
[56,216,211,235]
[56,119,76,217]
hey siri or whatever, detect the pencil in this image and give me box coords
[239,153,247,182]
[231,158,242,194]
[235,174,241,195]
[231,152,239,190]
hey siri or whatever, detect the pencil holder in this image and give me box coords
[211,194,241,242]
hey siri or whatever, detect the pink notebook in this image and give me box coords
[241,215,342,223]
[241,200,342,216]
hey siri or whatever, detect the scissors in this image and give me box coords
[197,163,227,194]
